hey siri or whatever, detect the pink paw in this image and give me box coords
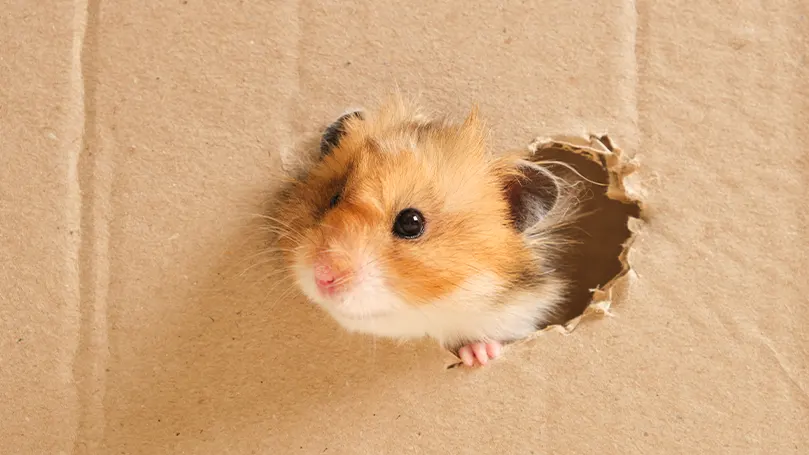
[457,341,503,367]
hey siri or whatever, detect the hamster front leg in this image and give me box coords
[457,341,503,367]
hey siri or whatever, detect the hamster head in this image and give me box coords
[274,98,563,342]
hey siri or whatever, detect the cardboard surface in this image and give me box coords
[2,1,807,454]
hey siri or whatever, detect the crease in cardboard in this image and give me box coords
[70,0,110,451]
[446,134,646,368]
[751,331,809,402]
[62,2,89,452]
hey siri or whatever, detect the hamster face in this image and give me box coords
[274,98,562,344]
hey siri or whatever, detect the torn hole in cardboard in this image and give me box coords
[446,134,646,369]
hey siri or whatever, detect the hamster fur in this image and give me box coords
[271,96,576,366]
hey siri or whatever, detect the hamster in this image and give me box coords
[271,95,574,367]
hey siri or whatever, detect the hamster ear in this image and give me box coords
[502,160,560,232]
[320,110,364,157]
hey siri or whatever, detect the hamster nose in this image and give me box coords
[313,256,351,295]
[314,263,337,286]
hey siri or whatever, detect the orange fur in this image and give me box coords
[276,96,536,305]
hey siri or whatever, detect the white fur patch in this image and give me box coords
[295,254,559,348]
[356,274,559,348]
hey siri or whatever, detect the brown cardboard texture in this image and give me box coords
[2,1,808,454]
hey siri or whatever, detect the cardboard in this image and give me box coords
[2,1,807,454]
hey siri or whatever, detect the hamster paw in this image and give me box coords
[457,341,502,367]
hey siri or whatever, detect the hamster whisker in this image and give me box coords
[258,277,295,296]
[262,226,309,246]
[267,279,301,303]
[237,245,299,266]
[235,266,294,303]
[534,160,608,187]
[251,213,301,231]
[258,215,313,243]
[237,261,292,279]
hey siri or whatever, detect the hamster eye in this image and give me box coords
[392,208,425,239]
[329,191,341,209]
